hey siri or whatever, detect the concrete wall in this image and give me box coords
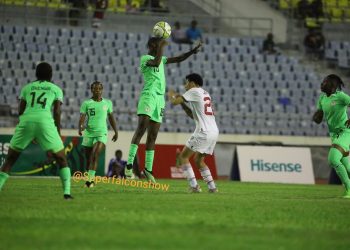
[0,127,330,178]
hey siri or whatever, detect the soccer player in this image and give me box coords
[313,74,350,198]
[78,81,118,188]
[168,73,219,193]
[124,37,202,182]
[0,62,73,199]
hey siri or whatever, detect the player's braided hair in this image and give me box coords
[326,74,344,90]
[36,62,52,81]
[90,81,103,89]
[147,37,161,48]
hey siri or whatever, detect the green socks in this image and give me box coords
[88,170,96,182]
[0,171,9,191]
[328,148,350,190]
[127,144,138,166]
[145,150,155,172]
[127,144,154,172]
[59,167,71,195]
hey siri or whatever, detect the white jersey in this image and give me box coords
[182,87,219,134]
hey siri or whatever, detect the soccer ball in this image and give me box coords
[153,21,171,39]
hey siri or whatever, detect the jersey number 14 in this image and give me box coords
[30,92,47,109]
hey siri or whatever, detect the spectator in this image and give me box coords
[107,150,127,178]
[309,0,323,19]
[262,33,277,54]
[297,0,310,19]
[92,0,108,28]
[186,20,202,43]
[68,0,88,26]
[171,21,192,44]
[125,0,139,13]
[304,28,325,60]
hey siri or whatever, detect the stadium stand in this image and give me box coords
[0,23,329,136]
[325,40,350,69]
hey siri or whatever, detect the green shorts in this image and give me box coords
[331,130,350,152]
[10,121,64,153]
[137,92,165,123]
[82,135,107,147]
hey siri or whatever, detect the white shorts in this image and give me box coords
[185,131,218,155]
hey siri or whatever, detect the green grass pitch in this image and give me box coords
[1,178,350,250]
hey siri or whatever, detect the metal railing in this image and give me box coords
[190,0,222,16]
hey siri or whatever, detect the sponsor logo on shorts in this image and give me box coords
[145,106,150,112]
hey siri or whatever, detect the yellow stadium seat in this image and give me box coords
[290,0,299,8]
[338,0,349,8]
[279,0,291,9]
[305,17,320,28]
[324,0,337,8]
[331,7,344,18]
[14,0,24,5]
[345,9,350,18]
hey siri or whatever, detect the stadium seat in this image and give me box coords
[0,24,328,136]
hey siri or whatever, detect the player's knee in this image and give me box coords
[53,154,67,167]
[178,153,188,165]
[135,127,146,139]
[92,153,100,163]
[328,148,342,168]
[194,156,201,167]
[7,153,18,163]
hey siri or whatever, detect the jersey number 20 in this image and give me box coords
[204,97,214,115]
[30,92,47,109]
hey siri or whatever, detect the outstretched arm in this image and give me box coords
[53,100,62,135]
[166,42,202,64]
[180,102,194,119]
[108,113,118,142]
[312,110,323,124]
[168,90,193,119]
[78,113,86,136]
[146,40,168,67]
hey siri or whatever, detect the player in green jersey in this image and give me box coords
[78,81,118,188]
[313,74,350,198]
[0,62,72,199]
[125,37,202,183]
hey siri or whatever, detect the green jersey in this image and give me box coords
[80,98,113,137]
[140,55,167,95]
[19,80,63,123]
[317,91,350,134]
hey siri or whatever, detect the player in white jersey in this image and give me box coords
[168,73,219,193]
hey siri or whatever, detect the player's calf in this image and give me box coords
[199,166,217,192]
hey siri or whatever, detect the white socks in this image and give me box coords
[182,164,216,190]
[200,166,216,190]
[181,163,198,188]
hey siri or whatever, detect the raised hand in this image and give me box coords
[192,41,202,54]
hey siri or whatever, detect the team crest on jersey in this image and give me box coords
[331,101,337,106]
[103,105,108,110]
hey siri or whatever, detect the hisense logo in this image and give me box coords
[251,160,302,172]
